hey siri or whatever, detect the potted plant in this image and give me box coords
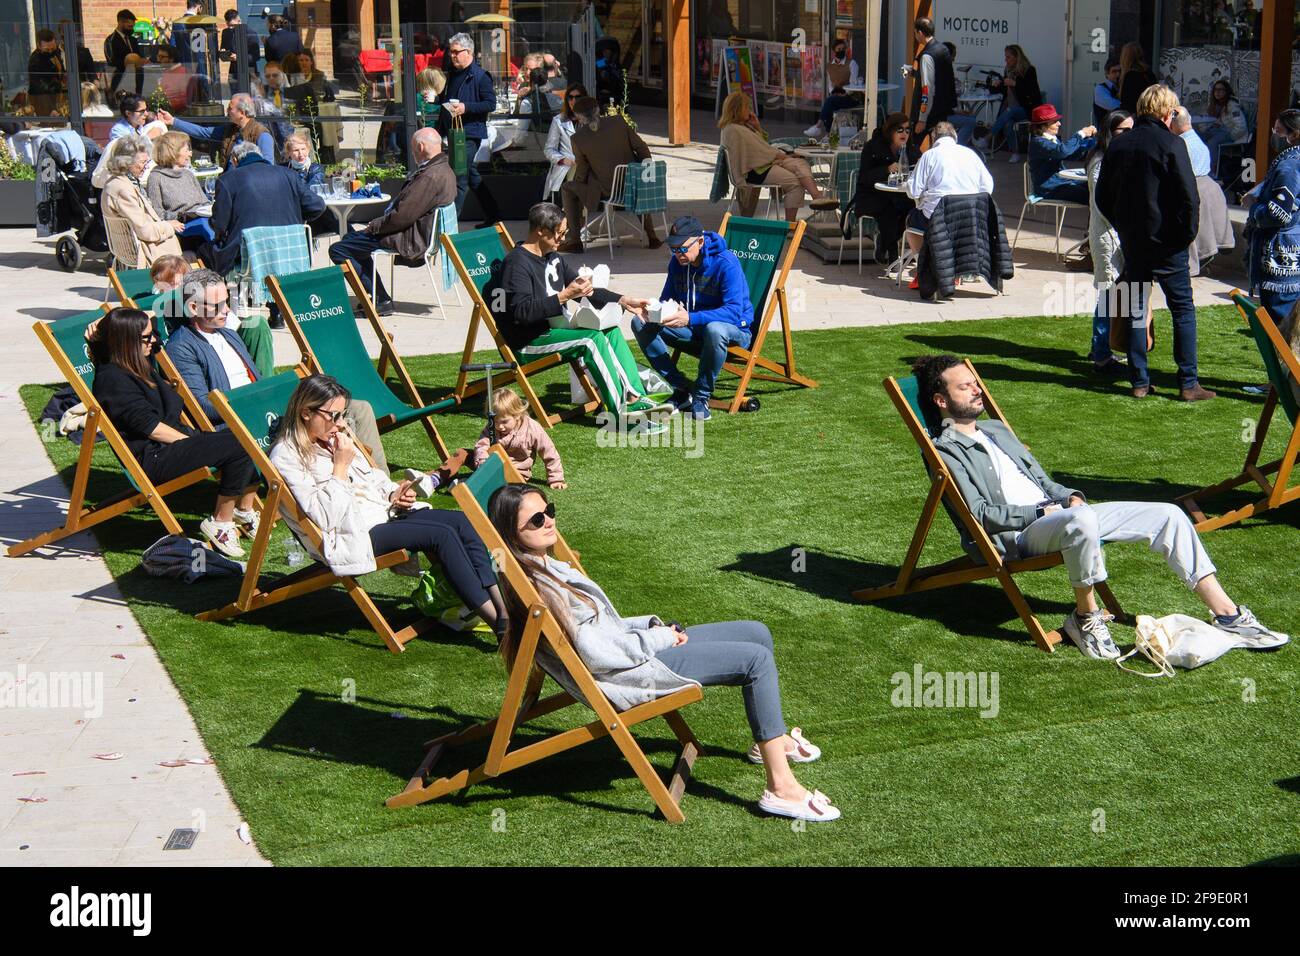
[0,133,38,227]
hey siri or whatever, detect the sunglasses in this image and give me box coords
[140,330,158,343]
[668,237,701,255]
[521,501,557,530]
[314,407,347,424]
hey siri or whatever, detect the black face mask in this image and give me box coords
[1272,133,1292,152]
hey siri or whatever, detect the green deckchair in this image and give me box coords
[672,213,818,414]
[1178,290,1300,531]
[852,360,1128,653]
[198,370,437,653]
[108,266,154,305]
[267,261,456,460]
[8,309,214,557]
[388,445,704,821]
[441,224,601,429]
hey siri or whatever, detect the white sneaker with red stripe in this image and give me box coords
[200,517,245,559]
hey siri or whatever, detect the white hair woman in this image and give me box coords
[101,133,185,266]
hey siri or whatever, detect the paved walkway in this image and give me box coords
[0,106,1245,866]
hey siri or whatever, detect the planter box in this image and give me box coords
[376,171,546,225]
[0,179,37,227]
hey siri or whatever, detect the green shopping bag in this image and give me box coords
[412,566,461,617]
[449,112,468,177]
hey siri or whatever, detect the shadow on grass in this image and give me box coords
[721,545,1074,643]
[255,688,750,817]
[900,332,1257,399]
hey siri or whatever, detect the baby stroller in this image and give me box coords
[36,136,108,271]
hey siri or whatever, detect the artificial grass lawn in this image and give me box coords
[20,304,1300,866]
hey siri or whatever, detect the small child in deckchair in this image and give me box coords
[405,387,567,494]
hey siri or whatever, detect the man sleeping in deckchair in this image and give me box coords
[913,354,1287,658]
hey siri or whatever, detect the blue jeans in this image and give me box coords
[991,105,1027,151]
[631,318,753,402]
[950,113,978,146]
[1260,288,1300,338]
[1091,285,1115,363]
[654,620,787,743]
[818,93,860,127]
[1123,250,1199,390]
[1199,124,1235,179]
[1035,174,1088,204]
[329,227,389,303]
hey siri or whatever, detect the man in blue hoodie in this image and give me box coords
[438,32,502,227]
[631,215,754,420]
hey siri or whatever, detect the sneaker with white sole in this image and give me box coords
[689,399,712,421]
[232,507,260,539]
[402,468,438,498]
[803,123,826,139]
[1211,605,1290,648]
[1062,609,1121,660]
[200,517,245,559]
[758,788,841,822]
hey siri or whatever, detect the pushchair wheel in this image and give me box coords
[55,236,82,272]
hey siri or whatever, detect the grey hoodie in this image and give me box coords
[532,556,699,711]
[144,165,212,221]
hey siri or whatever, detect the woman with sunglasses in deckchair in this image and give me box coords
[488,483,839,823]
[270,374,510,636]
[89,307,260,558]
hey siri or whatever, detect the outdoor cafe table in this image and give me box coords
[323,193,392,236]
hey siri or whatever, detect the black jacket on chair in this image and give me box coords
[1094,114,1199,273]
[916,192,1014,300]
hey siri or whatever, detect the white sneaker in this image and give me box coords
[232,507,259,539]
[1062,609,1121,660]
[758,788,841,822]
[200,517,245,559]
[1211,605,1290,648]
[402,468,437,498]
[803,122,825,139]
[973,135,990,149]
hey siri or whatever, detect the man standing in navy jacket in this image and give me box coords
[438,31,502,227]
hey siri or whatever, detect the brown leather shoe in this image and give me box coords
[1131,385,1153,398]
[1178,385,1217,402]
[433,447,470,488]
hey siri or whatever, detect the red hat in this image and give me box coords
[1030,104,1063,125]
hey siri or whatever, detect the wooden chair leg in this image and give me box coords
[998,568,1061,652]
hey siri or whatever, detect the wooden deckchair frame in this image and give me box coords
[1178,290,1300,531]
[266,261,453,460]
[441,224,602,430]
[196,377,437,654]
[8,314,213,557]
[110,258,206,305]
[673,213,817,414]
[387,446,704,821]
[852,361,1128,652]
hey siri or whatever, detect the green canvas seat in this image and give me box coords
[853,360,1128,653]
[671,213,817,414]
[388,445,704,822]
[8,309,213,557]
[199,370,437,653]
[1178,291,1300,531]
[442,224,602,429]
[267,262,455,459]
[108,266,154,305]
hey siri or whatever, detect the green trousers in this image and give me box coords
[237,314,275,379]
[519,327,645,415]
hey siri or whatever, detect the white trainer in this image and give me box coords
[1062,609,1121,660]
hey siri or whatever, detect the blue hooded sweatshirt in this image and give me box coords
[658,231,754,332]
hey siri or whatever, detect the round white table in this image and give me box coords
[323,193,392,234]
[1058,167,1087,183]
[874,181,909,193]
[958,91,1002,126]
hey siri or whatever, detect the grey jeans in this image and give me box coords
[1015,501,1216,589]
[655,620,787,743]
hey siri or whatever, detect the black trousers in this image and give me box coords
[139,430,258,498]
[368,510,495,609]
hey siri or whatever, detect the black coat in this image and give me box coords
[916,192,1014,300]
[208,156,325,274]
[998,65,1042,115]
[91,363,193,460]
[1094,114,1199,272]
[1119,68,1158,115]
[852,130,920,249]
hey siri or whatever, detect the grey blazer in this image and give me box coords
[931,419,1083,559]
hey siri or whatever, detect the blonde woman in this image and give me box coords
[102,133,185,266]
[974,44,1042,161]
[717,91,837,222]
[269,374,509,633]
[144,130,213,244]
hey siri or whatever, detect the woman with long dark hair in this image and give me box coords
[487,483,840,823]
[1118,42,1158,115]
[89,307,259,557]
[1087,109,1133,376]
[850,111,920,263]
[269,374,509,633]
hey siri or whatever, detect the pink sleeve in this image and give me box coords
[471,429,492,468]
[532,420,564,484]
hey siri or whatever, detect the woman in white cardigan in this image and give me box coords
[1086,110,1131,377]
[543,83,587,202]
[269,374,508,635]
[102,133,185,268]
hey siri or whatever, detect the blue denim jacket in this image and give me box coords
[1028,132,1093,193]
[1247,144,1300,294]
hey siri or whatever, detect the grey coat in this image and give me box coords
[144,165,212,221]
[932,419,1083,559]
[532,557,699,712]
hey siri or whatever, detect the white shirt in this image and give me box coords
[907,137,994,218]
[970,428,1045,507]
[199,328,253,390]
